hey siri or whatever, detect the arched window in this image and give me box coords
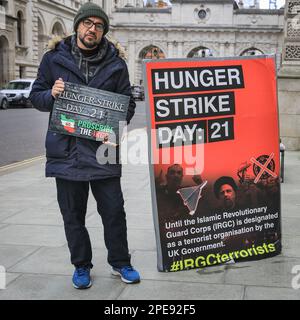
[135,45,165,85]
[240,47,264,56]
[140,45,165,59]
[51,22,65,37]
[187,46,213,58]
[0,1,8,9]
[17,11,23,45]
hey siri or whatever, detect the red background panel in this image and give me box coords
[145,57,280,183]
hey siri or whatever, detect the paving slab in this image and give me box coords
[88,227,156,251]
[224,255,300,288]
[1,208,64,226]
[124,202,153,215]
[281,185,300,194]
[244,286,300,300]
[0,144,299,299]
[3,273,22,289]
[0,244,40,269]
[0,180,46,194]
[0,197,54,210]
[86,212,154,230]
[282,218,300,237]
[280,193,300,204]
[0,208,23,223]
[9,245,114,278]
[0,274,126,300]
[0,177,44,188]
[2,181,55,198]
[131,250,226,284]
[280,203,300,218]
[85,213,104,229]
[0,225,66,247]
[281,236,300,258]
[117,279,244,300]
[95,227,156,252]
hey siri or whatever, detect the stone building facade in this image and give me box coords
[277,0,300,150]
[0,0,85,86]
[3,0,299,149]
[109,0,284,85]
[0,0,285,86]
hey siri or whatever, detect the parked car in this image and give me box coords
[131,85,145,101]
[0,79,35,108]
[0,92,9,110]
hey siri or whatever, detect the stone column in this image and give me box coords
[278,0,300,150]
[1,14,16,84]
[103,0,113,16]
[27,0,39,78]
[128,40,135,84]
[219,43,225,57]
[6,0,13,16]
[229,43,235,56]
[167,41,173,58]
[177,41,183,58]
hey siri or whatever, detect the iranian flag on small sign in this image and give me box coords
[60,114,75,133]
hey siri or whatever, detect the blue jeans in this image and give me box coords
[56,177,131,268]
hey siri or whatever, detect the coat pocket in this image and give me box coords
[45,131,70,158]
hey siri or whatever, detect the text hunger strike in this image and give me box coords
[152,66,244,93]
[154,92,235,121]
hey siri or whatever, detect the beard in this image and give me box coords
[78,32,100,49]
[224,198,234,209]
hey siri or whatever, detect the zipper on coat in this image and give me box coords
[86,61,89,84]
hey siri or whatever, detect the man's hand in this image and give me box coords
[51,78,65,99]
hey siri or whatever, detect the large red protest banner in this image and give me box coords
[143,56,281,272]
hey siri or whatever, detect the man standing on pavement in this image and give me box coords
[29,2,140,289]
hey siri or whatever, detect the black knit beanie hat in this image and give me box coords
[73,2,109,35]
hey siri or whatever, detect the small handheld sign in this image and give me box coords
[49,82,129,144]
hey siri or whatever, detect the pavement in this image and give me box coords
[0,104,300,300]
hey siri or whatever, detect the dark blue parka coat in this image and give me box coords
[30,37,136,181]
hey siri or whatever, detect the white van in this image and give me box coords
[0,79,35,107]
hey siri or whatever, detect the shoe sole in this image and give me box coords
[111,269,140,284]
[72,280,92,289]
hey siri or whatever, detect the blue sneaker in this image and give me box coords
[111,266,140,284]
[72,266,92,289]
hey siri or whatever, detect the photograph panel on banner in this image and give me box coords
[143,55,281,272]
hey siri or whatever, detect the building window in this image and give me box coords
[140,46,165,59]
[188,46,213,58]
[0,0,8,9]
[240,48,264,56]
[198,9,207,20]
[52,22,65,37]
[17,11,23,45]
[19,66,25,79]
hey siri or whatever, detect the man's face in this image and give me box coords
[219,184,236,209]
[77,16,104,49]
[166,165,183,190]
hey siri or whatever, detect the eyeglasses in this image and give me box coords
[82,19,104,32]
